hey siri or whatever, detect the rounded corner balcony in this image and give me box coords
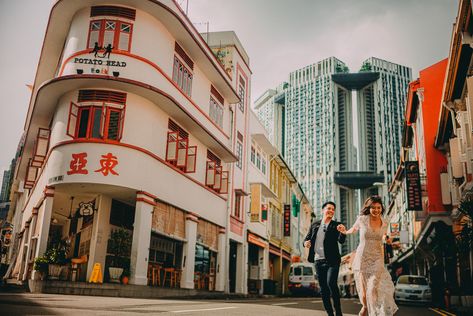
[28,0,240,140]
[18,75,236,212]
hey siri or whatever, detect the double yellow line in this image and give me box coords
[428,307,457,316]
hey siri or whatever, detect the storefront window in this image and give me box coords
[194,244,216,290]
[149,234,182,268]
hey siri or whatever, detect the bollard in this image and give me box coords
[444,287,451,310]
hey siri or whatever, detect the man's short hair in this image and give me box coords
[322,201,336,209]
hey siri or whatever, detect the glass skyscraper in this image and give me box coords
[255,57,411,254]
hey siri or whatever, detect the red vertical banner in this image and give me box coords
[283,204,291,237]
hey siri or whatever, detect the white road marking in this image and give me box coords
[171,306,237,313]
[271,302,299,306]
[311,300,323,303]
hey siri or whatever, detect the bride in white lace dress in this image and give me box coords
[337,196,398,316]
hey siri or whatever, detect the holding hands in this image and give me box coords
[337,224,347,234]
[304,240,311,248]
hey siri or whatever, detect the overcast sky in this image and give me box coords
[0,0,458,175]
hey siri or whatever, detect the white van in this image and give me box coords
[288,262,320,295]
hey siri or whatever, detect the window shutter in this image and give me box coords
[166,131,179,161]
[99,103,106,138]
[213,166,222,191]
[210,85,224,105]
[107,108,121,140]
[118,22,131,51]
[24,159,38,189]
[220,171,229,194]
[67,102,79,138]
[206,161,216,186]
[186,146,197,173]
[88,21,102,48]
[177,137,189,168]
[32,128,50,168]
[90,6,136,20]
[118,108,125,141]
[103,21,116,48]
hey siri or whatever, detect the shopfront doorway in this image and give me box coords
[229,240,237,293]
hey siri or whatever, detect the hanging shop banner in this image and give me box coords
[283,204,291,237]
[405,161,423,211]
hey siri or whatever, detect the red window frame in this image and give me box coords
[32,128,50,168]
[67,102,124,141]
[234,192,242,218]
[213,166,222,191]
[166,131,179,162]
[205,161,216,187]
[176,137,189,168]
[87,19,133,52]
[185,145,197,173]
[24,159,39,189]
[220,171,229,194]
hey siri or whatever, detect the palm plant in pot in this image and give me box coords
[44,237,70,280]
[108,227,131,283]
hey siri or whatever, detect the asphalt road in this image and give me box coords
[0,293,456,315]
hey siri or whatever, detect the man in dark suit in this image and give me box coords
[304,201,346,316]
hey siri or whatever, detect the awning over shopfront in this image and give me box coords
[248,232,267,249]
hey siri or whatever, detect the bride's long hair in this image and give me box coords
[360,195,385,216]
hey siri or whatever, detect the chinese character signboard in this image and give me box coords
[283,204,291,237]
[405,161,422,211]
[67,152,119,177]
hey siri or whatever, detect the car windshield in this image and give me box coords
[303,267,313,276]
[397,276,428,285]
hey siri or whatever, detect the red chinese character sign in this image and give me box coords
[405,161,422,211]
[67,153,89,175]
[283,204,291,237]
[95,153,119,176]
[67,152,119,177]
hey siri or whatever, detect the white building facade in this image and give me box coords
[8,0,252,294]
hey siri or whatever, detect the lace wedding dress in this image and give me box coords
[352,215,398,316]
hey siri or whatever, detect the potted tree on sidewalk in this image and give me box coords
[107,227,131,283]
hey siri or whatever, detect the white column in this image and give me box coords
[215,228,226,291]
[86,195,112,280]
[235,242,248,294]
[130,193,154,285]
[20,222,31,281]
[258,246,266,295]
[31,189,54,280]
[181,213,198,289]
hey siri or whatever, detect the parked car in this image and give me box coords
[394,275,432,304]
[288,262,319,296]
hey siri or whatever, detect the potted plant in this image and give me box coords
[121,268,130,285]
[33,256,49,280]
[108,227,131,283]
[45,239,70,280]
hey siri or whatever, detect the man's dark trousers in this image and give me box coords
[315,259,342,316]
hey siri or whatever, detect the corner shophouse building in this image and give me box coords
[8,0,253,294]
